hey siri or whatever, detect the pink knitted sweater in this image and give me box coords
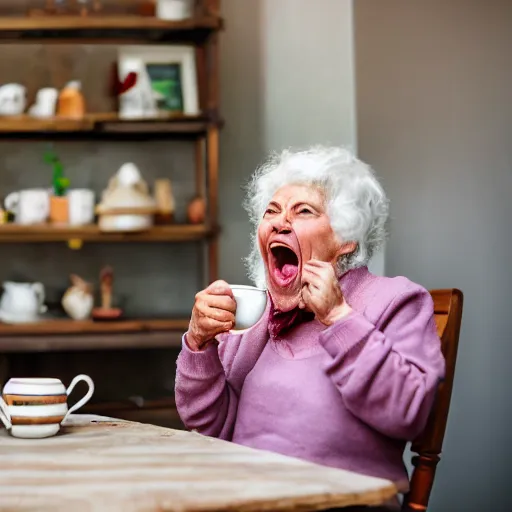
[175,266,445,486]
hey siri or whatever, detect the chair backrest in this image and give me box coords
[402,289,463,512]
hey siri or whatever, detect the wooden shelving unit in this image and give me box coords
[0,1,223,427]
[0,223,215,243]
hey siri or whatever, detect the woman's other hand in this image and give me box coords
[187,280,237,351]
[300,260,352,325]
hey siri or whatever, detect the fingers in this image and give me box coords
[301,267,323,291]
[196,301,236,324]
[205,280,234,298]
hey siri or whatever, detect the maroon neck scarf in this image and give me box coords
[267,295,315,340]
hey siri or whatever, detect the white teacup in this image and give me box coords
[0,374,94,439]
[229,285,268,331]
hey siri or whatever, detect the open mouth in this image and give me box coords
[269,243,299,286]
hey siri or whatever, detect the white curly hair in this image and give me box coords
[243,146,389,288]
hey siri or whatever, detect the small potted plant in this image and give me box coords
[44,147,70,224]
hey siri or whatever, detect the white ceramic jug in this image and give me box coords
[0,281,47,323]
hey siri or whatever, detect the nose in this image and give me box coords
[270,212,292,234]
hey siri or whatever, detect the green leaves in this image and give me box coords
[43,148,70,196]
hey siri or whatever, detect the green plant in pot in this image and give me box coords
[44,148,70,224]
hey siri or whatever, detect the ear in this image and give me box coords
[336,241,357,258]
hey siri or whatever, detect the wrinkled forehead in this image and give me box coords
[269,183,326,206]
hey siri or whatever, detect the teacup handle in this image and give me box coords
[63,374,94,420]
[0,396,12,430]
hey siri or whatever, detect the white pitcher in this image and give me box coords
[0,281,47,324]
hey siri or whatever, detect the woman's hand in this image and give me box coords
[187,280,237,351]
[299,260,352,325]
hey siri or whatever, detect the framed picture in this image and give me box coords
[117,45,199,118]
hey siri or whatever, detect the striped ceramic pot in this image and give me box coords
[0,374,94,438]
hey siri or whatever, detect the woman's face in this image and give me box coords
[257,184,352,311]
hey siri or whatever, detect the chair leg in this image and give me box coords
[402,454,440,511]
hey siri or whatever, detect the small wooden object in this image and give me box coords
[154,179,175,224]
[402,289,464,512]
[186,196,205,224]
[92,265,122,321]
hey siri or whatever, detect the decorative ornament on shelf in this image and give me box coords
[156,0,194,20]
[187,196,205,224]
[92,266,123,321]
[44,147,70,224]
[28,88,59,118]
[0,84,26,116]
[62,274,94,321]
[154,179,175,224]
[96,162,157,232]
[57,81,86,119]
[117,58,157,120]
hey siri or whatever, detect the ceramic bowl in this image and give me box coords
[229,285,267,331]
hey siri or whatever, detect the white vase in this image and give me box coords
[156,0,194,20]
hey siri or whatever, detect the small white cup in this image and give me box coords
[229,285,267,332]
[4,189,50,225]
[68,189,95,226]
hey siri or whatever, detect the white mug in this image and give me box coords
[4,189,50,225]
[0,375,94,439]
[229,285,268,332]
[0,374,94,439]
[68,189,95,225]
[28,87,59,118]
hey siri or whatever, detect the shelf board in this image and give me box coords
[0,16,223,43]
[0,319,187,352]
[0,224,215,243]
[0,317,189,336]
[0,114,218,139]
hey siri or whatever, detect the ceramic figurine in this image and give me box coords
[57,81,86,119]
[96,163,157,232]
[92,266,122,321]
[61,274,94,321]
[187,196,206,224]
[117,56,157,119]
[154,178,175,224]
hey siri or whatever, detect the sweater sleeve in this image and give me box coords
[174,332,241,440]
[319,284,445,440]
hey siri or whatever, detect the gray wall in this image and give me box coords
[219,0,361,282]
[355,1,511,510]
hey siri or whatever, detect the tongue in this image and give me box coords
[281,263,298,278]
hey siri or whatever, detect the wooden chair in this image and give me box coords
[402,289,464,511]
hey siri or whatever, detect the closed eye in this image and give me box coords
[298,207,314,214]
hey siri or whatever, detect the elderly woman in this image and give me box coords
[175,146,445,490]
